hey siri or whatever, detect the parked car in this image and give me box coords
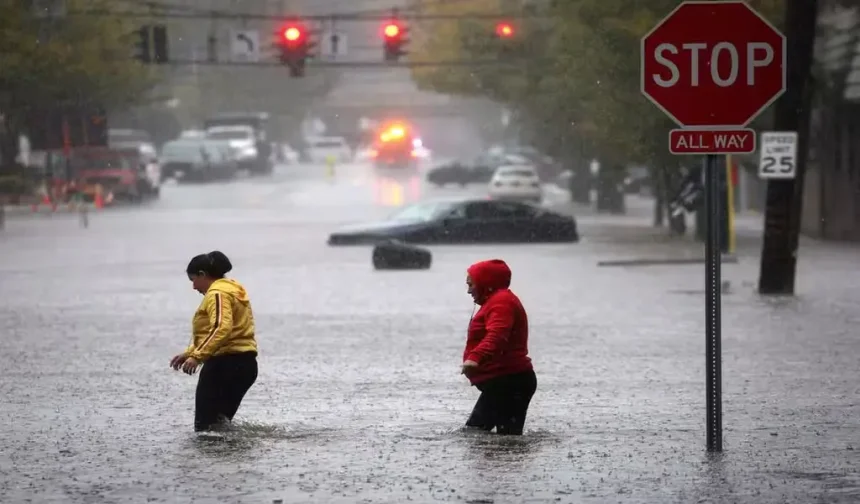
[205,126,261,172]
[108,128,158,165]
[160,139,236,182]
[327,197,578,245]
[426,152,530,187]
[69,147,160,203]
[488,145,563,181]
[488,164,543,203]
[306,136,353,164]
[179,129,206,140]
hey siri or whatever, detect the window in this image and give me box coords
[312,139,346,149]
[388,201,455,222]
[161,142,204,162]
[207,129,252,141]
[497,168,538,178]
[465,201,535,220]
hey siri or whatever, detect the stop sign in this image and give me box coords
[641,1,786,128]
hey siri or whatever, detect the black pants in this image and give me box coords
[195,351,258,432]
[465,369,537,435]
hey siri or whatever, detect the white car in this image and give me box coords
[205,125,259,163]
[488,164,543,203]
[306,136,352,163]
[179,129,206,139]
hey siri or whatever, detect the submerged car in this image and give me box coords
[327,198,578,245]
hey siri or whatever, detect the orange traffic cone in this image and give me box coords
[94,184,104,209]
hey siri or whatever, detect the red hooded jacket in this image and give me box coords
[463,259,533,385]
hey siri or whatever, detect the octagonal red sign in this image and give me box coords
[641,1,786,128]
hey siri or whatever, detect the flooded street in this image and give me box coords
[1,163,858,504]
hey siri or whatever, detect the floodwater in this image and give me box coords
[1,163,858,503]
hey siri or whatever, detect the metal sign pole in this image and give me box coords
[704,153,723,452]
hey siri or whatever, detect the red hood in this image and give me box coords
[467,259,512,304]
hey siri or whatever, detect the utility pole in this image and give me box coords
[757,0,819,295]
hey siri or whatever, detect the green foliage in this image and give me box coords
[0,0,155,159]
[0,164,39,196]
[411,0,786,168]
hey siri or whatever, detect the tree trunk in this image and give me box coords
[653,166,666,227]
[0,126,20,170]
[570,158,592,204]
[596,165,626,214]
[758,0,819,295]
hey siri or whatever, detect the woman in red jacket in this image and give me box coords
[461,259,537,435]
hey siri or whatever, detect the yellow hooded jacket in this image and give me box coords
[186,278,257,362]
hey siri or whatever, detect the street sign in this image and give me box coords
[758,131,798,179]
[669,129,756,155]
[639,0,790,455]
[230,29,260,62]
[321,32,348,58]
[641,1,786,128]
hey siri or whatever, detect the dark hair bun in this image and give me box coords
[206,251,233,276]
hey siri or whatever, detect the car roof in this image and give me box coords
[207,112,269,120]
[415,196,539,207]
[495,164,537,173]
[207,125,253,131]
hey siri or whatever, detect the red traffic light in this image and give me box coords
[384,23,400,38]
[283,26,302,42]
[495,23,514,37]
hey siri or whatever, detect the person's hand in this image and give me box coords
[170,353,188,370]
[181,357,200,375]
[461,360,478,376]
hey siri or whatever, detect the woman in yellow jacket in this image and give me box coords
[170,251,258,432]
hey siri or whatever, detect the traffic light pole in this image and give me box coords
[704,153,723,453]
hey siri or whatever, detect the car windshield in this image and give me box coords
[108,130,150,143]
[207,130,251,141]
[312,140,345,148]
[387,202,455,222]
[70,155,131,171]
[498,169,537,177]
[161,142,203,161]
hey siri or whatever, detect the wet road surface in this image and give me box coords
[1,162,858,503]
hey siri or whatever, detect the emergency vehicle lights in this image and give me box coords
[379,125,407,142]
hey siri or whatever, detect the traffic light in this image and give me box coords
[495,22,515,38]
[276,21,316,77]
[493,21,519,57]
[382,20,409,61]
[134,24,169,64]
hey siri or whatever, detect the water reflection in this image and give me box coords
[373,175,422,207]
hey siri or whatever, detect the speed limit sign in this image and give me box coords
[758,131,798,179]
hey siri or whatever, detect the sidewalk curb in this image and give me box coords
[597,254,739,267]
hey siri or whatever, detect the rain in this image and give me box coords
[1,0,858,503]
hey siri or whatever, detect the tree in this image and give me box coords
[0,0,154,166]
[411,0,785,218]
